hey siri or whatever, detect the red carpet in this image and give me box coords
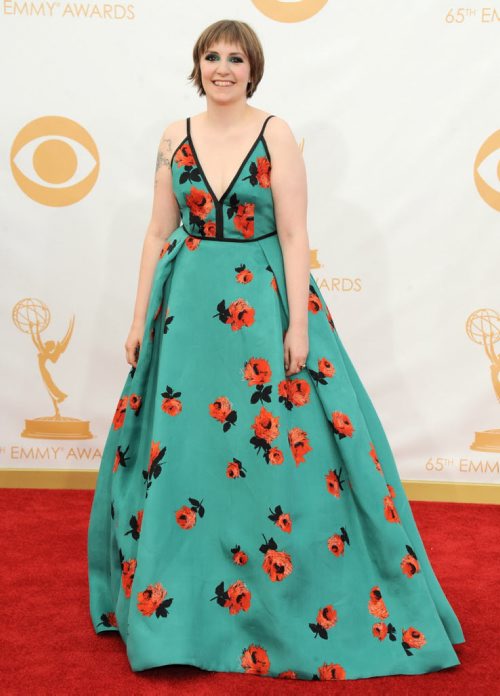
[2,489,498,695]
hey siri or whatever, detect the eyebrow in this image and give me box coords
[205,50,244,55]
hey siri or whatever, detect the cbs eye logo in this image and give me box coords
[474,130,500,212]
[10,115,99,207]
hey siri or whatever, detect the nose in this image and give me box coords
[214,60,232,76]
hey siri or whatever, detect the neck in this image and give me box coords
[203,100,254,133]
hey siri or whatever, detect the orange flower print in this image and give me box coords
[250,407,280,464]
[242,156,271,188]
[384,494,400,523]
[268,447,284,465]
[327,527,350,557]
[268,504,292,533]
[308,284,322,313]
[325,304,336,331]
[137,582,173,618]
[260,535,293,582]
[278,378,311,410]
[231,544,248,565]
[368,586,389,619]
[226,457,246,478]
[331,411,355,439]
[175,497,204,529]
[372,622,387,640]
[160,384,182,416]
[264,264,278,292]
[185,185,214,220]
[243,357,273,405]
[402,627,426,655]
[278,670,297,679]
[209,396,238,432]
[240,644,270,676]
[309,604,338,639]
[213,297,255,331]
[119,549,137,599]
[113,444,130,473]
[174,141,196,169]
[235,263,253,284]
[186,235,201,251]
[251,406,280,443]
[159,237,178,259]
[124,509,143,540]
[112,396,128,430]
[142,440,166,496]
[309,357,335,386]
[256,157,271,187]
[129,394,142,416]
[233,202,255,238]
[318,357,334,377]
[175,505,196,529]
[372,621,396,641]
[203,220,216,237]
[370,442,383,474]
[243,356,272,386]
[288,427,312,466]
[387,483,396,498]
[401,545,421,577]
[211,579,251,615]
[325,467,346,498]
[97,611,118,629]
[313,663,347,680]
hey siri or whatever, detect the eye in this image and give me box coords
[204,53,244,63]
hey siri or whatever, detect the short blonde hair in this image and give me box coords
[188,19,265,99]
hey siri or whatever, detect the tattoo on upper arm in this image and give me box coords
[154,137,173,188]
[156,137,172,171]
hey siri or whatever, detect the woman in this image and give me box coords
[88,19,465,681]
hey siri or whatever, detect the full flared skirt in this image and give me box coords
[87,226,464,681]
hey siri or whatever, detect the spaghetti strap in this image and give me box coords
[260,114,275,137]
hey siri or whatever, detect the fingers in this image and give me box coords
[284,353,307,377]
[125,341,141,368]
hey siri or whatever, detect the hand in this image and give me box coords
[283,324,309,376]
[125,320,145,368]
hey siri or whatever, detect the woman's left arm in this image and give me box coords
[266,117,310,376]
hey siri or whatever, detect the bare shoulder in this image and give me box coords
[156,118,188,170]
[264,115,301,158]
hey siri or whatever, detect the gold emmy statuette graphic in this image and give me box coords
[466,308,500,452]
[13,298,93,439]
[310,249,321,269]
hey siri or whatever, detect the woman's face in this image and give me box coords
[199,40,251,102]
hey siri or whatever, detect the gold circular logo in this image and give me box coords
[251,0,328,22]
[10,115,99,206]
[474,130,500,211]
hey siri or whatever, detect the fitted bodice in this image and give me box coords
[170,115,277,242]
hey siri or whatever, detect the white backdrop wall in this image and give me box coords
[1,1,499,487]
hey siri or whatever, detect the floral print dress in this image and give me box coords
[87,114,465,681]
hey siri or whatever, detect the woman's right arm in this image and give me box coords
[125,123,181,368]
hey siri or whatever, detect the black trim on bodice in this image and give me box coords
[171,114,276,242]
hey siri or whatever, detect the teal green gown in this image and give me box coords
[87,114,465,681]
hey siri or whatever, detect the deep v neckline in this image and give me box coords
[186,115,274,205]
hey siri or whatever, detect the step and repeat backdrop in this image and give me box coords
[0,1,499,494]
